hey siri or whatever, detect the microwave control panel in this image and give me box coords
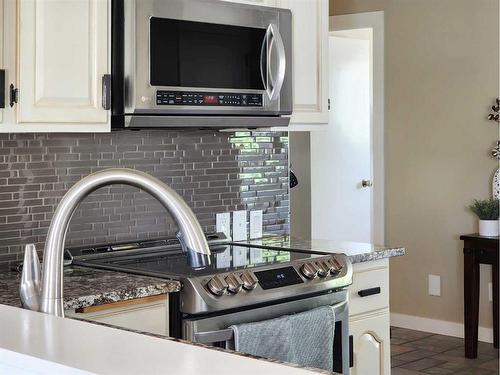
[156,91,263,107]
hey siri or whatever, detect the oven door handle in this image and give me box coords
[263,23,286,102]
[193,300,348,345]
[194,328,234,344]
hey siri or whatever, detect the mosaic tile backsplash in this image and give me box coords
[0,130,289,271]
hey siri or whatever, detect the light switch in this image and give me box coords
[232,210,247,242]
[428,274,441,296]
[216,213,231,240]
[249,210,263,239]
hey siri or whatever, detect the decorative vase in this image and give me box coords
[479,219,499,237]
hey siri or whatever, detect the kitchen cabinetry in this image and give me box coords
[0,0,110,133]
[0,0,3,124]
[277,0,329,127]
[66,294,169,336]
[348,259,391,375]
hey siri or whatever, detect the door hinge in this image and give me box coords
[9,84,18,107]
[328,98,331,110]
[102,74,111,110]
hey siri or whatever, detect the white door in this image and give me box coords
[17,0,109,128]
[311,32,372,242]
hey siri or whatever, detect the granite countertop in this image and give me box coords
[0,266,181,310]
[235,235,405,263]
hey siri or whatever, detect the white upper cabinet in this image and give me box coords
[13,0,110,132]
[0,0,4,124]
[278,0,329,126]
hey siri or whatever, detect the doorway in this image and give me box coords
[311,12,384,244]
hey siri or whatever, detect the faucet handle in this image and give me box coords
[20,244,42,311]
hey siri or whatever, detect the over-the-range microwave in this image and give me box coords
[111,0,293,129]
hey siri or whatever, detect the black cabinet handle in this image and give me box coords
[0,70,5,109]
[349,335,354,368]
[358,287,381,297]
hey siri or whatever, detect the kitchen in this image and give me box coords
[0,0,497,375]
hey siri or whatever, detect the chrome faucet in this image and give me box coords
[20,168,212,317]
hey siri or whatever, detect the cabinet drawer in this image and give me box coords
[349,266,389,316]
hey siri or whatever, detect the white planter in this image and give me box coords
[479,219,499,237]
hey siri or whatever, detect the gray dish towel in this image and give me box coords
[230,306,335,371]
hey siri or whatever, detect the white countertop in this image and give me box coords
[0,304,319,375]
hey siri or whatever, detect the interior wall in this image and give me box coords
[330,0,499,329]
[290,132,311,238]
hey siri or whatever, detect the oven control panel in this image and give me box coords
[156,91,263,107]
[205,255,346,296]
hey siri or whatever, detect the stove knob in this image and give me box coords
[207,275,228,296]
[301,262,318,279]
[316,261,330,277]
[240,270,259,290]
[225,273,243,293]
[328,257,343,275]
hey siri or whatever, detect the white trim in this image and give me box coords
[329,12,385,245]
[391,312,494,344]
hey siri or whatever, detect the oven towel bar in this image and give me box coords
[229,305,336,371]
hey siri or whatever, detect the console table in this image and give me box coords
[460,234,498,358]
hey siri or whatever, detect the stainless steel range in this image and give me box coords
[67,234,353,374]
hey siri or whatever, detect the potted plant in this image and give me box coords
[469,198,500,237]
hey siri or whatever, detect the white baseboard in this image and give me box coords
[391,313,493,344]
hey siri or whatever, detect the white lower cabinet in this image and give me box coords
[349,311,391,375]
[348,259,391,375]
[66,295,169,336]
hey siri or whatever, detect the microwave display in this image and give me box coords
[155,91,263,107]
[150,17,266,91]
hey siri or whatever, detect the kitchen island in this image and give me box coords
[0,303,321,375]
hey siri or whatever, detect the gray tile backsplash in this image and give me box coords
[0,130,289,271]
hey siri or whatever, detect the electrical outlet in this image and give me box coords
[428,274,441,296]
[232,210,248,242]
[249,210,263,239]
[489,282,493,302]
[216,213,231,240]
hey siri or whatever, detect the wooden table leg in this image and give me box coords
[464,248,480,358]
[493,256,499,349]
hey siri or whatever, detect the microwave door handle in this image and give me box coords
[260,29,269,94]
[266,23,286,102]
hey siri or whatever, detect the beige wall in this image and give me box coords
[331,0,499,328]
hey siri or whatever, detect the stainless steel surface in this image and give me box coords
[240,270,259,291]
[361,179,373,188]
[179,254,352,315]
[207,275,229,296]
[225,273,243,294]
[21,168,211,317]
[123,115,291,128]
[184,292,350,374]
[119,0,292,128]
[19,244,42,311]
[300,262,318,279]
[263,23,286,101]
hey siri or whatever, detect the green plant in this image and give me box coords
[469,198,500,220]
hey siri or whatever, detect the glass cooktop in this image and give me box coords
[71,244,326,279]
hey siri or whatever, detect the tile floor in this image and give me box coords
[391,327,499,375]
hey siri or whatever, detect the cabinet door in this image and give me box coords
[349,312,391,375]
[278,0,329,125]
[17,0,109,128]
[0,0,3,124]
[220,0,277,5]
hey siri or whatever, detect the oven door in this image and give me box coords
[182,292,350,374]
[123,0,292,117]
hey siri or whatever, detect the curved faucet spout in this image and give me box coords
[20,168,211,317]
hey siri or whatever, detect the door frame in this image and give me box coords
[329,11,385,244]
